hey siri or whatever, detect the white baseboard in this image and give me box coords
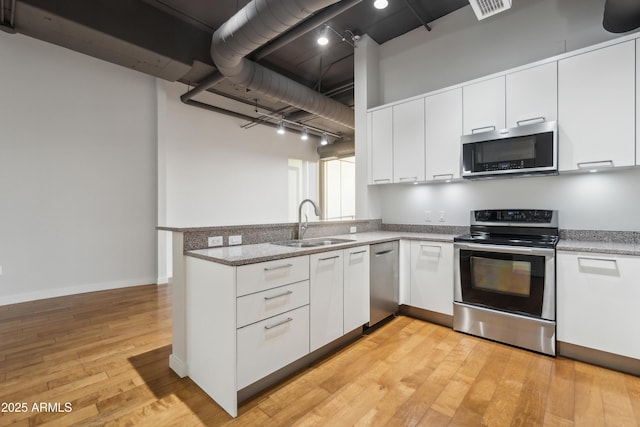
[169,354,188,378]
[0,277,159,306]
[157,276,169,285]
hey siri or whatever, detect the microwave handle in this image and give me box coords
[455,242,555,256]
[516,117,546,126]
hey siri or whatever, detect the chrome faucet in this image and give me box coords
[298,199,320,240]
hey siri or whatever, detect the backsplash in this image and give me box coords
[381,223,469,235]
[182,219,382,251]
[559,230,640,244]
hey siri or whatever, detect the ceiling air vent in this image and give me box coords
[469,0,512,20]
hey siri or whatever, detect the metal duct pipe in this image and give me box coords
[210,0,355,130]
[603,0,640,33]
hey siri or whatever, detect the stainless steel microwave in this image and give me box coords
[461,120,558,179]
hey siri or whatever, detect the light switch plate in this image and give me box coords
[229,235,242,245]
[207,236,223,247]
[439,211,446,222]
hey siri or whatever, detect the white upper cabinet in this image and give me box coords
[393,98,426,183]
[506,62,558,128]
[368,107,393,184]
[462,76,505,135]
[558,40,636,171]
[425,88,463,181]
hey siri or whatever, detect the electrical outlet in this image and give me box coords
[350,226,357,233]
[229,235,242,245]
[439,211,446,222]
[425,210,431,222]
[207,236,223,247]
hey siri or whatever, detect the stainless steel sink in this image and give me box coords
[271,237,355,248]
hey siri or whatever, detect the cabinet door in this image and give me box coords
[409,241,454,315]
[558,41,635,171]
[506,62,558,128]
[343,246,370,332]
[369,108,393,184]
[310,250,344,352]
[237,305,310,389]
[463,76,505,135]
[393,98,425,183]
[557,252,640,359]
[425,88,463,181]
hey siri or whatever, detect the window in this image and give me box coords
[321,156,355,220]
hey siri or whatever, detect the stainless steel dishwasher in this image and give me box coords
[369,241,399,327]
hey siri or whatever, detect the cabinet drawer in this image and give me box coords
[236,256,309,297]
[237,281,310,328]
[237,305,310,390]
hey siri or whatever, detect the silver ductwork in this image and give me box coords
[210,0,355,130]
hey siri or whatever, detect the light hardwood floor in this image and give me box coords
[0,284,638,426]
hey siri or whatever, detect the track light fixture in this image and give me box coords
[301,127,309,141]
[316,24,360,47]
[320,133,329,146]
[277,118,285,135]
[373,0,388,10]
[317,26,329,46]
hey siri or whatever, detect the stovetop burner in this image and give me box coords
[455,209,559,248]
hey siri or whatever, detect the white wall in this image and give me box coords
[0,34,158,305]
[159,81,320,228]
[360,0,640,231]
[379,168,640,231]
[379,0,623,104]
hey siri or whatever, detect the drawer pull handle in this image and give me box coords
[471,125,496,134]
[399,176,418,181]
[374,179,391,183]
[350,250,367,255]
[577,160,614,169]
[516,117,545,126]
[264,263,293,272]
[264,290,293,301]
[319,255,340,261]
[432,174,454,180]
[264,317,293,330]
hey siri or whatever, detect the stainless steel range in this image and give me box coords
[453,209,559,356]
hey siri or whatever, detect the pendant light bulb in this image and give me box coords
[373,0,388,9]
[301,127,309,141]
[317,25,330,46]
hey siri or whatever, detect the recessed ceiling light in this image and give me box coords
[317,35,329,46]
[373,0,388,9]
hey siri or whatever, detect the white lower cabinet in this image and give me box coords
[236,305,310,390]
[310,249,345,352]
[409,241,454,315]
[557,251,640,359]
[343,245,370,333]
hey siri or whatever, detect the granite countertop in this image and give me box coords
[556,240,640,256]
[186,231,457,266]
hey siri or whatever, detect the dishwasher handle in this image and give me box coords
[374,249,394,256]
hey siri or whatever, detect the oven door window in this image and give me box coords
[459,250,546,318]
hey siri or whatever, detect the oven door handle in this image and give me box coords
[454,242,555,256]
